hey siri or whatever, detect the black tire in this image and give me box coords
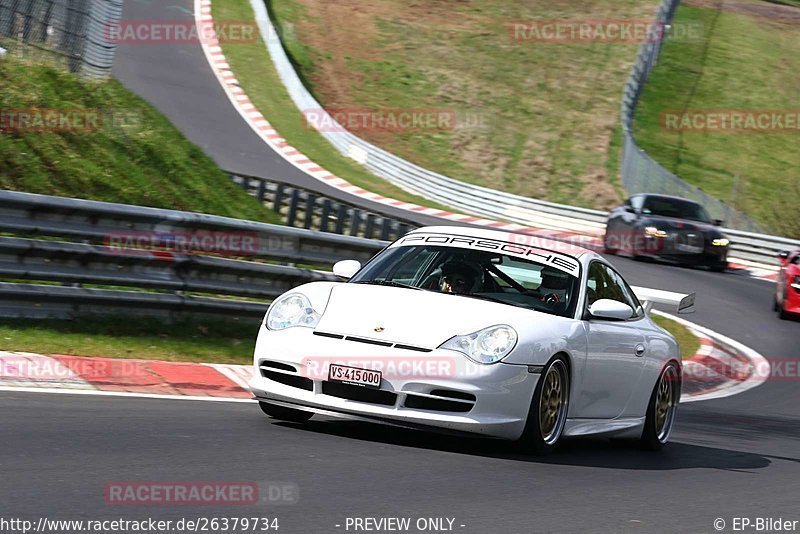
[709,262,727,273]
[519,357,569,455]
[640,362,680,451]
[258,401,313,423]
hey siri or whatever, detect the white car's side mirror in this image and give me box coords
[332,259,362,279]
[589,299,633,321]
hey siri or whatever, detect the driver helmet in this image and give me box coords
[439,260,478,295]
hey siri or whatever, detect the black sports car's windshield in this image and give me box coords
[642,197,712,223]
[350,245,580,318]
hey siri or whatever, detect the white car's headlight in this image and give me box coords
[265,293,321,330]
[440,324,518,364]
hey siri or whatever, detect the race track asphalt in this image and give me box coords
[2,0,797,531]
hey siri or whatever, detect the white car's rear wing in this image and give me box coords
[631,286,696,314]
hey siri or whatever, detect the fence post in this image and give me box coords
[287,189,300,227]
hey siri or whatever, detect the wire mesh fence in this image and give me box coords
[619,0,767,233]
[0,0,121,76]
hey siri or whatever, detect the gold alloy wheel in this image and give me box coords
[539,361,568,444]
[655,365,678,442]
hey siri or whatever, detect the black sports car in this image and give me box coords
[604,194,729,272]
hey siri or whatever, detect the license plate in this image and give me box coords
[328,364,382,388]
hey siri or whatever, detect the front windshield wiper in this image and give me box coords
[353,280,421,290]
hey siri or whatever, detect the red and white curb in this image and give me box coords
[653,311,770,403]
[0,353,253,403]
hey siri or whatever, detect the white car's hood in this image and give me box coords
[315,283,540,349]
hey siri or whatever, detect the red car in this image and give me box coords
[775,249,800,319]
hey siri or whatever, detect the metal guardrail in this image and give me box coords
[0,190,387,319]
[229,172,416,240]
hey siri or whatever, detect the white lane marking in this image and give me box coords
[0,386,253,403]
[653,310,770,403]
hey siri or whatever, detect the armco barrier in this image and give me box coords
[227,170,799,268]
[0,189,386,319]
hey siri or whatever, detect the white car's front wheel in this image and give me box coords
[519,357,569,455]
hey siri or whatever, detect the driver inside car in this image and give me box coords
[439,261,478,295]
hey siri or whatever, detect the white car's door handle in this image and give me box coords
[635,344,646,357]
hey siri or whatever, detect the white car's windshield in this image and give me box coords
[350,244,580,318]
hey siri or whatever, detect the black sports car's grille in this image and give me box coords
[321,381,397,406]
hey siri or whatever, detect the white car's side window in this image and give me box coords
[586,262,643,319]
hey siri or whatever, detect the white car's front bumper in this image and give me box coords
[249,327,540,440]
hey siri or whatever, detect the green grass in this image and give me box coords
[248,0,658,209]
[0,316,260,364]
[0,56,281,222]
[209,0,452,211]
[634,3,800,237]
[653,315,701,360]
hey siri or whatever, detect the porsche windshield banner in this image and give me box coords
[392,232,581,277]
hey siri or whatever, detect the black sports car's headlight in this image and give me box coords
[711,238,730,247]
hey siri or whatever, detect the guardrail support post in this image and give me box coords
[379,218,391,241]
[273,183,285,212]
[304,194,316,229]
[349,210,361,237]
[364,214,376,239]
[334,205,347,234]
[320,200,332,233]
[256,179,266,203]
[287,189,300,227]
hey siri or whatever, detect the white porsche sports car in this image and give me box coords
[250,226,694,453]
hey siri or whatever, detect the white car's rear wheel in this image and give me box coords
[520,357,569,455]
[259,401,313,423]
[640,362,680,450]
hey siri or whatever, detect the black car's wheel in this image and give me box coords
[709,262,728,273]
[519,357,569,455]
[258,401,314,423]
[640,362,680,450]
